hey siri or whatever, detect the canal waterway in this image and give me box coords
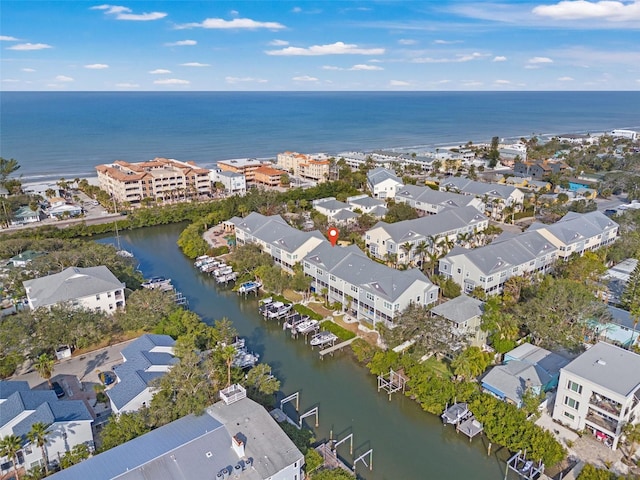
[102,223,509,480]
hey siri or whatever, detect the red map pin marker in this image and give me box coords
[328,227,339,247]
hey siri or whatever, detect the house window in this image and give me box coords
[416,296,420,302]
[564,396,580,410]
[383,301,392,310]
[317,269,324,276]
[479,276,486,282]
[109,304,114,310]
[366,292,374,301]
[107,292,112,298]
[304,262,310,269]
[330,275,336,281]
[95,294,101,300]
[568,380,583,394]
[457,268,461,274]
[487,276,494,282]
[563,411,575,420]
[351,285,358,293]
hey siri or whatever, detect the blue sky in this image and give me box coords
[1,1,639,91]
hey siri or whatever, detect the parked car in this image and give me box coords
[51,381,65,398]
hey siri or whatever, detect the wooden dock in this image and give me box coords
[314,442,353,474]
[319,337,356,358]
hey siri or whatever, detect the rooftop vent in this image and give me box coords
[596,359,607,366]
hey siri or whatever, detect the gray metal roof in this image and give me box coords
[366,167,402,187]
[348,196,385,208]
[23,266,124,310]
[529,211,618,245]
[236,212,324,254]
[107,334,176,410]
[482,361,551,404]
[49,397,302,480]
[331,209,358,221]
[430,295,484,324]
[396,185,478,208]
[315,199,350,211]
[506,343,569,376]
[371,206,486,244]
[561,342,640,397]
[440,177,520,199]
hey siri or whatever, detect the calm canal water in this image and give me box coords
[102,223,509,480]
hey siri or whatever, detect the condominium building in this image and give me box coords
[252,165,288,188]
[96,158,211,207]
[395,185,486,215]
[210,169,247,195]
[303,243,438,327]
[217,158,271,184]
[366,167,404,199]
[439,177,525,219]
[365,206,488,265]
[277,151,331,182]
[230,212,325,272]
[552,342,640,450]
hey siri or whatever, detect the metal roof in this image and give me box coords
[430,294,484,324]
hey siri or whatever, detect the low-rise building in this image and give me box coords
[610,129,637,141]
[528,211,618,260]
[514,160,568,179]
[312,197,358,225]
[481,344,569,407]
[277,151,331,183]
[439,177,525,219]
[11,206,43,225]
[303,242,438,327]
[252,165,288,188]
[439,230,558,295]
[366,206,488,266]
[48,203,82,219]
[0,381,94,475]
[346,194,387,217]
[217,158,271,184]
[429,295,487,349]
[23,266,125,314]
[107,334,177,414]
[210,169,247,195]
[395,185,485,215]
[587,306,640,349]
[552,342,640,449]
[230,213,325,273]
[49,386,304,480]
[366,167,404,199]
[96,158,211,207]
[602,258,638,306]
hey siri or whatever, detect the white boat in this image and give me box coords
[283,313,303,330]
[216,272,237,284]
[310,331,338,346]
[237,281,262,294]
[295,319,319,334]
[441,403,470,425]
[262,301,283,317]
[141,276,172,290]
[229,338,259,369]
[267,302,292,319]
[194,255,211,268]
[214,266,233,277]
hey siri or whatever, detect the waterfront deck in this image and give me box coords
[319,337,356,358]
[456,416,484,441]
[314,442,353,474]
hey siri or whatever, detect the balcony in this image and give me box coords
[589,394,621,417]
[586,408,619,434]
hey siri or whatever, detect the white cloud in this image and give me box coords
[177,17,285,30]
[532,0,640,22]
[558,76,574,81]
[349,64,384,71]
[84,63,109,69]
[230,10,239,16]
[153,78,190,85]
[55,75,74,82]
[0,36,19,41]
[528,56,554,64]
[165,40,197,46]
[390,80,410,86]
[292,75,319,82]
[149,69,172,74]
[322,65,342,70]
[7,43,53,51]
[180,62,210,67]
[463,81,484,87]
[292,6,302,13]
[412,52,488,63]
[225,76,268,84]
[493,56,507,62]
[266,41,384,56]
[494,79,511,84]
[21,68,36,72]
[434,39,462,45]
[268,39,289,46]
[91,4,167,21]
[398,39,417,45]
[115,82,140,88]
[3,79,19,83]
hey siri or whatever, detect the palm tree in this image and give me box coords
[414,241,429,269]
[0,433,23,480]
[456,232,472,248]
[27,422,50,475]
[221,345,237,388]
[427,234,441,255]
[34,353,54,388]
[400,242,413,266]
[623,423,640,464]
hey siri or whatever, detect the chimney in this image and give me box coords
[232,434,245,458]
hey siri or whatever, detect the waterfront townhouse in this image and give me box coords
[528,211,618,259]
[312,197,358,225]
[231,212,325,272]
[23,266,126,314]
[0,381,94,476]
[429,294,487,349]
[395,184,486,215]
[96,158,211,207]
[252,165,288,188]
[439,230,558,295]
[365,206,488,266]
[347,194,388,218]
[439,177,525,219]
[107,334,177,414]
[303,243,438,327]
[49,387,304,480]
[217,158,271,184]
[366,167,404,199]
[277,151,331,183]
[552,342,640,450]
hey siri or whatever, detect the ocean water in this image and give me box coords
[1,91,639,182]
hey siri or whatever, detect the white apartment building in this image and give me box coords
[439,177,525,219]
[303,243,438,327]
[528,211,619,259]
[439,230,558,295]
[366,167,404,199]
[23,266,126,314]
[395,184,486,215]
[210,169,247,195]
[230,212,325,272]
[366,206,488,265]
[552,342,640,450]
